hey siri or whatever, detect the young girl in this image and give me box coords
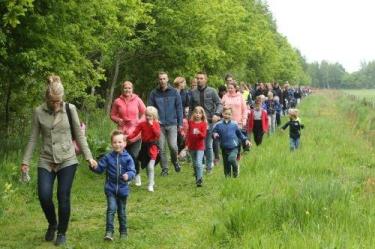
[186,106,208,187]
[90,130,136,241]
[281,108,304,151]
[213,107,251,178]
[127,106,161,192]
[247,96,269,146]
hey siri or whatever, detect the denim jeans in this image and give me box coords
[268,114,276,134]
[159,125,178,172]
[190,150,205,180]
[106,194,128,233]
[37,164,77,234]
[126,139,141,174]
[222,148,238,177]
[290,137,300,151]
[204,123,214,170]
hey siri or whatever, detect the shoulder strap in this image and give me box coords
[65,103,76,140]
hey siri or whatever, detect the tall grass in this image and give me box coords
[0,90,374,248]
[210,90,375,248]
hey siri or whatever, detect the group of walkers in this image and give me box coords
[20,73,309,245]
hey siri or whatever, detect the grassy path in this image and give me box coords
[1,90,374,248]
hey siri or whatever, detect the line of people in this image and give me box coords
[20,73,309,244]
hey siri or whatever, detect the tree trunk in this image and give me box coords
[105,54,120,115]
[5,81,12,135]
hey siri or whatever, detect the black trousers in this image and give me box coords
[253,120,264,146]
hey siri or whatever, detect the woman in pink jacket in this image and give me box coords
[221,81,247,129]
[110,81,146,186]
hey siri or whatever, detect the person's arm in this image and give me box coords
[281,121,290,130]
[122,156,136,181]
[70,104,93,161]
[90,155,107,173]
[197,122,208,139]
[138,97,146,120]
[127,122,142,140]
[241,98,247,128]
[147,91,155,106]
[110,99,122,125]
[150,121,161,140]
[175,91,183,127]
[21,108,40,170]
[212,90,223,121]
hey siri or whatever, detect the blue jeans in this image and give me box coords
[37,165,77,234]
[222,148,239,177]
[290,137,300,151]
[159,125,178,171]
[106,194,128,233]
[204,123,214,170]
[190,150,204,181]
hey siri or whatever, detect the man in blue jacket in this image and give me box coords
[148,72,183,176]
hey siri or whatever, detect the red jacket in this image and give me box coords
[186,121,207,150]
[247,109,269,133]
[127,121,160,143]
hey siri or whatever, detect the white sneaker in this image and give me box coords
[147,185,154,192]
[134,174,141,186]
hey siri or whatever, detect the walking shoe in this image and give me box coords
[45,224,57,241]
[173,162,181,172]
[196,178,203,187]
[147,185,154,192]
[161,170,168,176]
[54,233,66,246]
[206,168,212,174]
[214,158,220,166]
[120,232,128,240]
[134,174,141,186]
[104,231,114,241]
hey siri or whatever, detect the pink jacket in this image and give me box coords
[110,94,146,143]
[221,92,247,128]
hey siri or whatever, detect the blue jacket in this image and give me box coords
[91,150,136,198]
[148,85,183,127]
[212,120,247,150]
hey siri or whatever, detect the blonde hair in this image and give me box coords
[173,76,186,88]
[267,91,274,98]
[45,75,64,100]
[191,106,207,122]
[288,108,299,119]
[146,106,159,120]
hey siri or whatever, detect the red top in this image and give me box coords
[247,108,269,133]
[186,120,208,150]
[127,121,161,142]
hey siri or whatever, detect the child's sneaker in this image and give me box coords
[134,174,141,186]
[104,231,114,241]
[147,185,154,192]
[196,178,203,187]
[120,232,128,240]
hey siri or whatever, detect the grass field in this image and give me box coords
[342,89,375,101]
[1,90,375,248]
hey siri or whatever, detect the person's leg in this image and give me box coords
[117,196,128,235]
[38,168,58,238]
[227,148,239,177]
[158,126,168,174]
[126,140,141,175]
[213,138,220,164]
[56,165,77,235]
[271,114,276,133]
[276,112,281,126]
[106,194,117,234]
[289,138,296,151]
[166,125,180,172]
[204,124,214,171]
[295,137,300,149]
[221,149,231,177]
[195,150,205,182]
[147,160,155,191]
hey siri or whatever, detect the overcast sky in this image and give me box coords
[266,0,375,73]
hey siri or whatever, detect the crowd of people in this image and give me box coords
[20,73,310,245]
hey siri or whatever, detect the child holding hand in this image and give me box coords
[90,130,136,241]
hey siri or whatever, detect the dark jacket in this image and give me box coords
[282,118,304,139]
[148,85,183,127]
[190,86,223,123]
[91,150,136,198]
[212,120,247,150]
